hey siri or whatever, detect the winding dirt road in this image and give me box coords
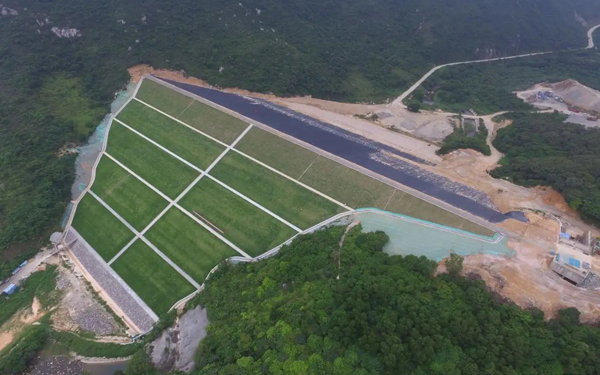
[391,24,600,108]
[588,24,600,49]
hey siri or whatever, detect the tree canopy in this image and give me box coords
[491,112,600,224]
[189,226,600,375]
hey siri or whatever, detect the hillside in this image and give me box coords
[491,112,600,224]
[1,0,599,275]
[188,226,600,375]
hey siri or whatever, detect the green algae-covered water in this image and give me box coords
[356,209,514,261]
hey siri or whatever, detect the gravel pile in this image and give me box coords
[56,273,70,290]
[65,228,156,332]
[57,270,120,336]
[71,301,119,336]
[580,272,600,289]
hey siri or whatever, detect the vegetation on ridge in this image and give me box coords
[491,112,600,224]
[185,226,600,375]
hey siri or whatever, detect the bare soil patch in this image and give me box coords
[0,332,14,352]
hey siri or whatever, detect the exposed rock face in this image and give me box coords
[177,306,209,372]
[150,306,210,373]
[0,5,18,16]
[51,27,81,38]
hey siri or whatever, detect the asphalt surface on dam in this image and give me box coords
[158,77,525,224]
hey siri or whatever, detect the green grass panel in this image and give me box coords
[235,127,318,177]
[178,101,248,144]
[145,208,238,283]
[117,100,224,169]
[106,123,198,199]
[111,240,195,315]
[135,78,247,144]
[135,79,194,117]
[299,156,396,209]
[72,194,135,261]
[91,156,168,231]
[211,152,345,229]
[179,178,297,257]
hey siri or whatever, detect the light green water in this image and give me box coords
[357,210,514,261]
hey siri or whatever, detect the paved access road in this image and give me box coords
[158,78,525,224]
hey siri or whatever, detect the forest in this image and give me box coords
[0,0,599,277]
[438,118,490,156]
[143,225,600,375]
[491,112,600,223]
[413,49,600,115]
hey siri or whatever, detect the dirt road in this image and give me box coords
[4,247,58,287]
[588,24,600,49]
[391,23,600,108]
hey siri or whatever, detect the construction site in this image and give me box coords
[517,80,600,127]
[4,63,600,374]
[124,65,600,322]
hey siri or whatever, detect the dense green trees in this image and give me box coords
[0,325,49,374]
[491,112,600,223]
[189,226,600,374]
[438,119,491,156]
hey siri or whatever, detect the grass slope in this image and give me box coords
[72,194,135,261]
[233,126,494,235]
[117,100,225,169]
[111,240,195,314]
[211,152,344,229]
[91,156,168,231]
[235,127,318,177]
[106,123,198,199]
[178,101,248,144]
[180,178,297,257]
[136,79,194,117]
[299,156,395,209]
[136,79,248,143]
[145,208,238,283]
